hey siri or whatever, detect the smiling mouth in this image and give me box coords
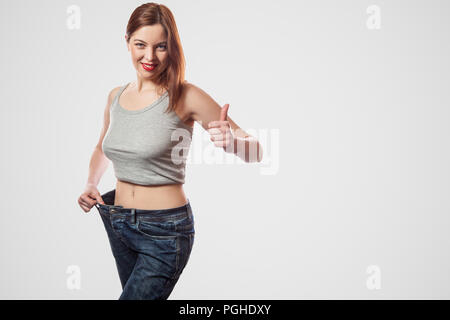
[141,62,158,71]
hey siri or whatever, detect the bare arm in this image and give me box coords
[183,83,263,162]
[85,86,120,187]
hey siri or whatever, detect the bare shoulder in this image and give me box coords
[102,85,123,123]
[107,85,122,106]
[96,85,122,150]
[180,81,249,137]
[102,85,122,114]
[180,81,216,119]
[181,81,210,103]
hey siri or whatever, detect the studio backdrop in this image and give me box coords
[0,0,449,299]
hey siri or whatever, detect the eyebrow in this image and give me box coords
[134,39,167,45]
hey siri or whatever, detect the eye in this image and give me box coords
[158,44,167,50]
[136,43,145,48]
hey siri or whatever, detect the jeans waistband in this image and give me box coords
[94,189,193,222]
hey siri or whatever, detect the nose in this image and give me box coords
[144,47,156,61]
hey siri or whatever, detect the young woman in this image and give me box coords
[77,2,262,300]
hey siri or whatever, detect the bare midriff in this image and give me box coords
[114,179,188,210]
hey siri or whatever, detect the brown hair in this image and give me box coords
[125,2,186,114]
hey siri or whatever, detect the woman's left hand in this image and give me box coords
[207,104,234,152]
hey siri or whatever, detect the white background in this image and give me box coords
[0,0,449,299]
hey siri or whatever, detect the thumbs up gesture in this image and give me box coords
[207,104,234,152]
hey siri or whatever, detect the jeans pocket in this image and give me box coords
[136,220,178,240]
[174,215,195,233]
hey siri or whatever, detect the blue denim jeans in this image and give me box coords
[94,189,195,300]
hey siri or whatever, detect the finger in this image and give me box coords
[208,128,222,135]
[214,139,231,148]
[210,134,226,142]
[208,121,230,129]
[95,195,105,205]
[83,196,97,207]
[219,104,229,121]
[87,194,97,201]
[78,200,90,212]
[208,120,219,128]
[79,198,92,209]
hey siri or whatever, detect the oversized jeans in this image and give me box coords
[94,189,195,300]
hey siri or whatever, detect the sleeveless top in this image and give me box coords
[102,82,193,185]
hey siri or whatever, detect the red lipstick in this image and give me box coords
[141,63,157,71]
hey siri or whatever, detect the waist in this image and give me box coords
[115,179,187,210]
[97,198,193,222]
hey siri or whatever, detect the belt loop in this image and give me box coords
[131,208,136,224]
[187,202,192,220]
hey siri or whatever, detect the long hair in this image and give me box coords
[125,2,186,114]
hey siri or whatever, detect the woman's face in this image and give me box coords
[127,24,168,78]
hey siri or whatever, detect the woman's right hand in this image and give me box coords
[78,184,105,213]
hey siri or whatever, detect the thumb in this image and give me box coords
[219,104,229,121]
[95,194,105,205]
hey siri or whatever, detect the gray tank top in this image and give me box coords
[102,82,193,185]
